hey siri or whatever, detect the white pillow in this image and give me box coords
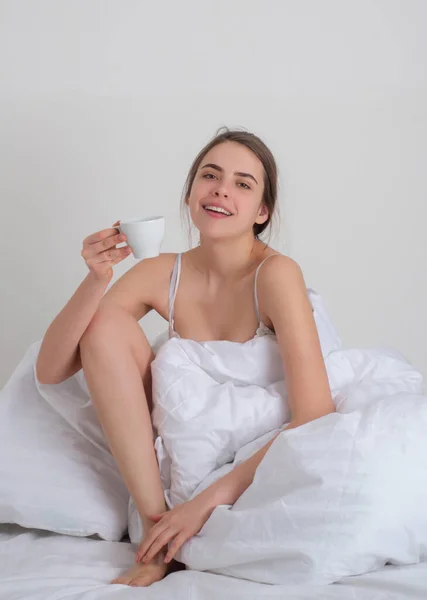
[0,341,129,541]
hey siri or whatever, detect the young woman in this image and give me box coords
[35,128,335,587]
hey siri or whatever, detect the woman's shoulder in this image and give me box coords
[254,250,304,295]
[101,253,179,321]
[256,245,296,268]
[135,251,182,266]
[134,252,181,289]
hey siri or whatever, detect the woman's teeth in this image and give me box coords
[203,206,231,216]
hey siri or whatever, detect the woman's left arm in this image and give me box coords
[137,256,335,564]
[198,256,336,506]
[258,254,336,425]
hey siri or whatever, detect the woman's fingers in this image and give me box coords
[84,234,129,260]
[84,227,121,246]
[141,528,176,564]
[140,528,170,563]
[164,532,188,563]
[81,221,130,280]
[95,246,131,263]
[136,520,170,562]
[91,233,127,255]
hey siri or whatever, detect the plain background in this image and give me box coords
[0,0,426,388]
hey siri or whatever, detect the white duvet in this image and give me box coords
[2,523,427,600]
[128,288,427,585]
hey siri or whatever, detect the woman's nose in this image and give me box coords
[214,189,228,198]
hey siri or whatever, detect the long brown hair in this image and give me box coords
[181,126,280,248]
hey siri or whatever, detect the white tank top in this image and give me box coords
[167,252,279,342]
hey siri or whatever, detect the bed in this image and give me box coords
[1,523,427,599]
[2,290,427,598]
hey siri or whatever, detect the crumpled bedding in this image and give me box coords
[139,288,427,585]
[3,523,427,600]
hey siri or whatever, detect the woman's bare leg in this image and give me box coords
[79,305,168,587]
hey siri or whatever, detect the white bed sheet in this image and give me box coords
[1,524,427,600]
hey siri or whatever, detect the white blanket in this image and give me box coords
[145,289,427,584]
[2,523,427,599]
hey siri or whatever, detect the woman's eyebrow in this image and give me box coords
[200,163,258,185]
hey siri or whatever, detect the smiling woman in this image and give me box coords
[33,126,335,589]
[201,165,257,216]
[180,127,280,247]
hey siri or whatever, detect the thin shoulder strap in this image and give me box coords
[254,253,280,324]
[168,253,182,334]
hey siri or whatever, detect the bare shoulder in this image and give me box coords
[261,252,302,276]
[256,252,308,310]
[257,252,314,332]
[99,252,178,321]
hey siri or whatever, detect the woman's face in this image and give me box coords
[186,142,268,239]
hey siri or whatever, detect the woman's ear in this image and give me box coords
[257,204,269,223]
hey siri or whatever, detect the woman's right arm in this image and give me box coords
[35,222,132,384]
[35,272,112,384]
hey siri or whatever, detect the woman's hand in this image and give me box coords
[81,220,132,282]
[135,495,216,565]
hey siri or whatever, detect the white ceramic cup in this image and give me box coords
[118,216,165,259]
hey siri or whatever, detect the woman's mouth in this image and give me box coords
[202,206,232,218]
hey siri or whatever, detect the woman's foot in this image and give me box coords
[111,550,168,587]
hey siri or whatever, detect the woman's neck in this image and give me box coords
[190,236,264,286]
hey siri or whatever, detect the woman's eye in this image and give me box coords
[202,173,250,190]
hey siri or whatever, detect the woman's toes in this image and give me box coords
[111,576,129,585]
[110,560,168,587]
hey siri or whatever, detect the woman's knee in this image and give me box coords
[80,306,119,347]
[80,305,154,364]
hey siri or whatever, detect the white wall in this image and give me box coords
[1,0,426,387]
